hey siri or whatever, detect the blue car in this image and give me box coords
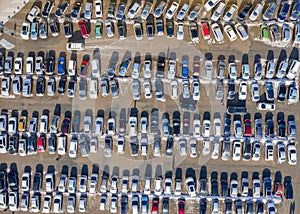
[290,2,300,21]
[57,57,66,75]
[181,60,189,79]
[263,2,278,20]
[277,2,290,22]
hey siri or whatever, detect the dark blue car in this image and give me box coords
[278,2,290,22]
[290,2,300,21]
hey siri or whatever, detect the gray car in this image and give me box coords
[215,79,224,100]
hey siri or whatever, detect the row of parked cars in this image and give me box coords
[0,107,297,139]
[1,51,299,80]
[0,164,291,213]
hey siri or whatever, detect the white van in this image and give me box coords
[68,60,76,76]
[286,59,300,79]
[66,43,85,51]
[89,79,98,99]
[91,59,100,77]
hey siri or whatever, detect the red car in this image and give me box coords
[37,137,45,152]
[274,182,282,198]
[201,22,210,40]
[152,197,159,214]
[244,119,252,136]
[61,118,71,135]
[78,19,89,38]
[80,60,89,76]
[178,198,185,214]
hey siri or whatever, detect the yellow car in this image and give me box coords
[18,116,27,131]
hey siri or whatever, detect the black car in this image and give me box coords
[67,77,76,97]
[284,182,293,199]
[55,1,69,18]
[156,56,165,78]
[211,178,218,196]
[227,80,235,100]
[63,19,73,38]
[256,200,264,213]
[242,140,251,160]
[237,3,253,21]
[172,117,180,136]
[223,116,231,136]
[8,135,18,155]
[71,2,82,19]
[120,194,128,214]
[28,135,37,154]
[46,57,55,75]
[225,199,232,213]
[146,19,154,39]
[166,136,173,156]
[245,200,254,213]
[162,197,169,213]
[58,76,67,95]
[36,76,45,96]
[266,119,275,137]
[221,177,228,196]
[130,137,138,156]
[33,172,42,191]
[117,20,126,39]
[277,83,286,102]
[166,19,174,38]
[8,171,18,191]
[0,170,7,191]
[48,134,56,154]
[277,120,286,137]
[199,198,207,214]
[0,54,4,74]
[42,0,54,18]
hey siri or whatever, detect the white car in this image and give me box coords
[213,118,221,137]
[143,60,152,78]
[228,62,237,80]
[27,6,40,22]
[188,4,202,21]
[251,82,260,102]
[211,140,220,159]
[14,57,23,75]
[127,2,141,19]
[211,23,224,42]
[276,60,289,78]
[68,177,76,194]
[45,173,54,192]
[185,177,196,197]
[277,142,286,164]
[140,136,148,156]
[21,22,30,40]
[171,79,178,99]
[234,120,242,137]
[190,138,197,158]
[265,141,274,161]
[143,80,152,99]
[177,4,189,20]
[58,174,67,193]
[12,76,21,94]
[132,80,140,100]
[164,178,172,195]
[204,0,221,12]
[21,172,31,191]
[141,1,153,20]
[110,176,118,194]
[168,59,176,79]
[177,22,184,40]
[193,119,201,138]
[99,195,107,211]
[232,140,241,161]
[239,81,247,100]
[43,194,51,213]
[249,3,263,21]
[95,117,104,135]
[223,4,238,22]
[202,119,210,138]
[211,2,226,22]
[39,115,48,133]
[257,102,275,111]
[53,194,62,213]
[287,144,297,165]
[235,23,249,41]
[154,177,162,196]
[252,179,261,198]
[35,56,44,74]
[179,139,187,156]
[230,179,238,197]
[79,175,88,193]
[117,136,125,154]
[89,173,98,194]
[69,140,77,158]
[95,0,102,17]
[26,57,34,74]
[265,60,275,79]
[165,2,179,19]
[252,141,261,161]
[107,118,115,135]
[242,64,250,79]
[224,25,237,41]
[192,79,200,101]
[78,197,86,213]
